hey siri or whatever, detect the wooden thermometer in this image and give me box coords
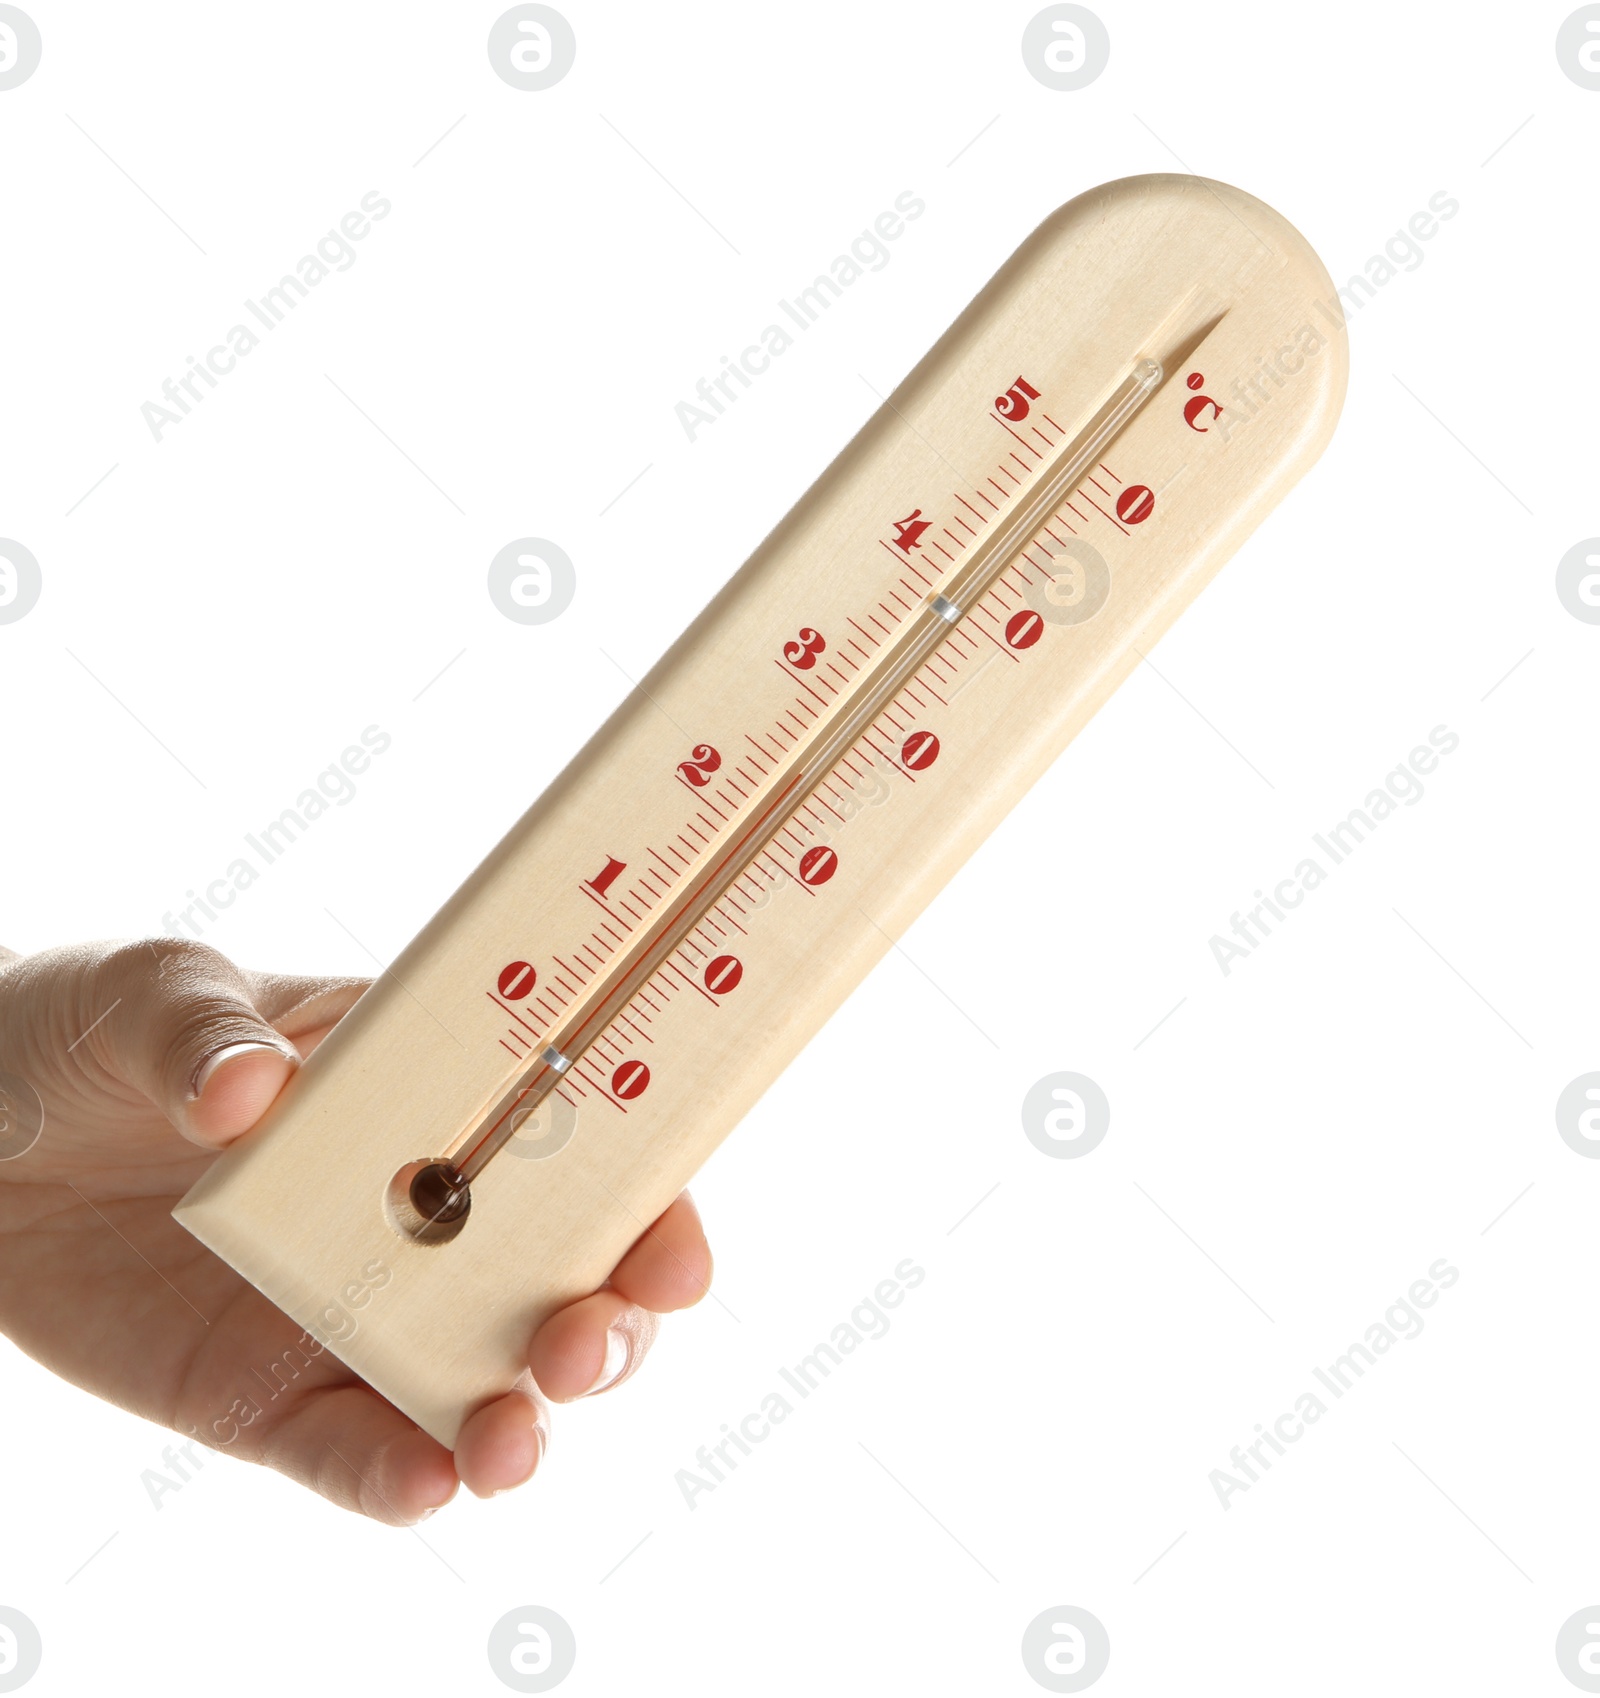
[176,175,1346,1444]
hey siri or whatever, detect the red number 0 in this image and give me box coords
[783,628,826,669]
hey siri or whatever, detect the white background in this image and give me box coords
[2,2,1598,1693]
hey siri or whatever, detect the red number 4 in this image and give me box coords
[892,510,930,553]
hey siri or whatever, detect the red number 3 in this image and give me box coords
[783,628,826,669]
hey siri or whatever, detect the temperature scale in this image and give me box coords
[176,174,1347,1444]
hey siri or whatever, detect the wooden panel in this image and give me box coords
[175,174,1347,1444]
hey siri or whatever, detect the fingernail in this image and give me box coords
[189,1040,298,1100]
[583,1327,630,1397]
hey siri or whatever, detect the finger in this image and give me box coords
[87,940,305,1148]
[609,1192,713,1313]
[454,1381,550,1498]
[185,972,369,1129]
[187,1045,300,1147]
[528,1289,659,1403]
[247,1384,459,1526]
[243,971,370,1051]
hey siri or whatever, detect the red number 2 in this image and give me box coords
[677,744,722,787]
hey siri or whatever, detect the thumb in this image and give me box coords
[186,1036,300,1149]
[95,940,304,1149]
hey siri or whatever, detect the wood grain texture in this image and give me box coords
[175,174,1348,1444]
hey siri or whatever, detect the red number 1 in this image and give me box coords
[586,856,627,898]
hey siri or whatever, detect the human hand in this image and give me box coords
[0,938,712,1522]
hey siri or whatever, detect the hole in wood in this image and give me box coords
[385,1159,472,1246]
